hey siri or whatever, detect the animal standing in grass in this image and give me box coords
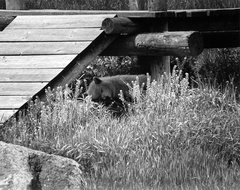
[85,75,147,101]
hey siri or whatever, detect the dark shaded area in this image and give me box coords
[28,154,42,190]
[0,16,15,31]
[0,0,5,9]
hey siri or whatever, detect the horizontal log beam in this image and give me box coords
[102,17,145,34]
[101,31,203,56]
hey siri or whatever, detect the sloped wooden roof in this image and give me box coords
[0,14,115,124]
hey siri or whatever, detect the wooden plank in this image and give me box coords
[0,42,90,55]
[0,69,62,82]
[0,28,102,41]
[36,33,118,102]
[0,109,17,123]
[0,96,30,109]
[0,83,47,95]
[0,55,76,68]
[5,14,115,29]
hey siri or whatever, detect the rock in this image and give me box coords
[0,141,85,190]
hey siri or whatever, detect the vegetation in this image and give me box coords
[25,0,240,10]
[2,67,240,189]
[1,0,240,189]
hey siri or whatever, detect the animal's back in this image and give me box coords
[101,75,147,98]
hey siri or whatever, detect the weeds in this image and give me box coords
[2,67,240,189]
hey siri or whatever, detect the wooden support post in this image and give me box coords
[5,0,26,10]
[148,0,170,81]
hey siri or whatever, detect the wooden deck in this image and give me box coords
[0,13,115,124]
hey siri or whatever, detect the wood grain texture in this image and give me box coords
[0,83,47,95]
[0,109,17,123]
[0,42,90,55]
[102,31,203,56]
[0,96,30,109]
[0,55,76,68]
[0,69,62,82]
[0,28,102,41]
[0,13,116,125]
[5,14,114,29]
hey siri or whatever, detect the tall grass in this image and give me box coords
[2,67,240,189]
[168,0,240,9]
[25,0,240,10]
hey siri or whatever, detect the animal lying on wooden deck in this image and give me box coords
[85,75,147,102]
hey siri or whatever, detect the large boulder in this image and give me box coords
[0,141,85,190]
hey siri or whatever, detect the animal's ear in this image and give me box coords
[93,77,102,84]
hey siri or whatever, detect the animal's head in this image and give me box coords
[85,77,113,101]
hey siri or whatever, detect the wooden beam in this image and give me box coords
[102,17,144,34]
[102,31,203,56]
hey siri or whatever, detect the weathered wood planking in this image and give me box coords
[0,110,17,123]
[0,69,63,82]
[0,83,47,95]
[0,13,116,125]
[0,42,90,55]
[5,15,113,29]
[0,28,102,41]
[0,96,30,109]
[0,55,76,68]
